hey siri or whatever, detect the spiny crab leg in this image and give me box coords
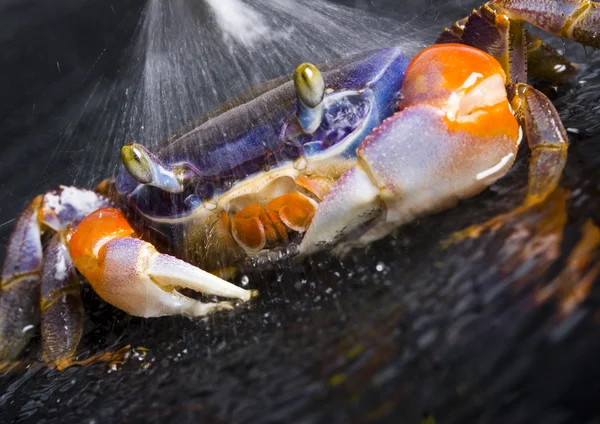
[0,187,112,367]
[294,63,325,133]
[493,0,600,48]
[69,208,256,318]
[0,196,43,361]
[41,233,84,365]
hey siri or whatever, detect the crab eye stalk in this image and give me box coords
[121,143,184,193]
[294,63,325,133]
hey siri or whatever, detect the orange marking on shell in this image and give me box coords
[231,205,267,252]
[267,192,317,233]
[69,208,135,285]
[295,176,334,201]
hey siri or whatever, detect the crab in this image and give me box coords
[0,0,598,369]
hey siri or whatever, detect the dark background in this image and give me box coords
[2,0,600,423]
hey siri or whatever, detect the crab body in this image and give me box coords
[115,48,410,270]
[1,0,598,369]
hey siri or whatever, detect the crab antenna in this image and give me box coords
[294,63,325,133]
[121,143,184,193]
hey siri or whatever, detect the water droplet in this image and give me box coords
[376,262,385,272]
[262,159,272,172]
[184,194,202,209]
[241,275,250,286]
[222,178,236,190]
[245,256,258,268]
[203,200,217,210]
[268,247,287,263]
[294,156,308,171]
[286,243,300,257]
[132,346,148,361]
[197,181,216,199]
[257,256,269,267]
[21,324,34,333]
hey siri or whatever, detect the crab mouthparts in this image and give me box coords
[218,173,333,254]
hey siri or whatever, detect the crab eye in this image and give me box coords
[294,63,325,108]
[121,143,154,184]
[121,143,184,193]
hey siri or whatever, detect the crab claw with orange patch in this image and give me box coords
[301,44,522,254]
[69,208,256,318]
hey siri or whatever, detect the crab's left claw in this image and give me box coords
[69,208,256,318]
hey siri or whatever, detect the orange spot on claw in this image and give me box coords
[69,208,135,285]
[446,101,519,140]
[402,43,520,144]
[402,43,506,107]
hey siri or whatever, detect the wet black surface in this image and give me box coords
[2,0,600,423]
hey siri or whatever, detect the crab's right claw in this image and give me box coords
[69,208,256,318]
[302,44,521,255]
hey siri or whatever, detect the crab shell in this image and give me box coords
[115,48,411,271]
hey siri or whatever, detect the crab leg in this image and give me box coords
[524,32,578,83]
[40,233,84,365]
[0,196,43,361]
[69,208,256,318]
[512,84,569,203]
[436,3,578,85]
[0,187,119,365]
[493,0,600,48]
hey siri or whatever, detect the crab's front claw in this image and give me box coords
[69,208,256,318]
[302,44,522,254]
